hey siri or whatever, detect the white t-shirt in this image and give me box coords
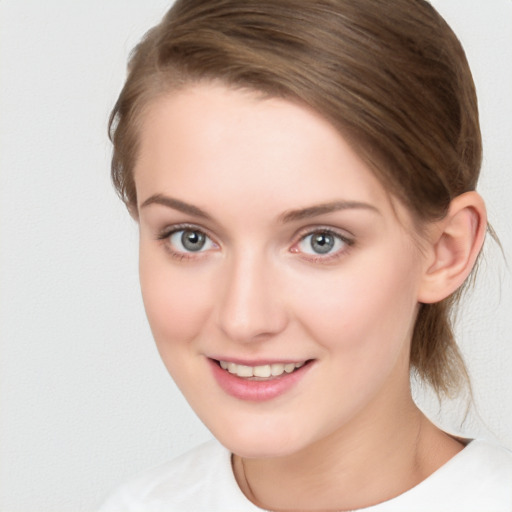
[99,439,512,511]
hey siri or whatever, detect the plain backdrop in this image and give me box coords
[0,1,511,510]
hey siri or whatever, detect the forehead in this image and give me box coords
[134,83,411,228]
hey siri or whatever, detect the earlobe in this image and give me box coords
[418,191,487,304]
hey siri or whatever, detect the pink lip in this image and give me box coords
[208,358,313,402]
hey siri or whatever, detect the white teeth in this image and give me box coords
[219,360,307,378]
[270,363,285,376]
[253,365,272,378]
[237,365,253,377]
[284,363,295,373]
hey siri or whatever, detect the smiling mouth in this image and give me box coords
[215,360,310,380]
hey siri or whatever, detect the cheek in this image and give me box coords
[139,250,213,348]
[290,252,420,359]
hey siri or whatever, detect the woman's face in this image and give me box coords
[135,84,429,458]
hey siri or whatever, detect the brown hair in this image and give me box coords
[109,0,482,396]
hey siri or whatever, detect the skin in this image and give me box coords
[133,83,484,510]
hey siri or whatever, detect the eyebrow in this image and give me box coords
[140,194,379,223]
[140,194,212,220]
[279,201,380,223]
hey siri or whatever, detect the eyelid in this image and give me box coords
[157,221,216,239]
[293,224,354,244]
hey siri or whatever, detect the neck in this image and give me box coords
[233,392,463,511]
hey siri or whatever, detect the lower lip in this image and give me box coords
[208,359,313,402]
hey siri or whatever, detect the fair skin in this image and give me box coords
[134,83,486,511]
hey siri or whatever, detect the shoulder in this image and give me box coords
[429,439,512,509]
[366,439,512,512]
[98,440,259,512]
[418,439,512,508]
[458,439,512,486]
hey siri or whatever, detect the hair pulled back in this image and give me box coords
[110,0,482,396]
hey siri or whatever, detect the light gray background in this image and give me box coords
[0,1,511,511]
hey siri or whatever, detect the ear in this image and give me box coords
[418,191,487,304]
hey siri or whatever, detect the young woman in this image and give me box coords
[100,0,512,510]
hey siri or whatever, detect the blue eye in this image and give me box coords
[169,229,215,253]
[297,230,349,256]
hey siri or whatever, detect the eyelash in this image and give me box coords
[156,224,354,264]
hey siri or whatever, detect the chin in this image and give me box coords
[221,435,301,459]
[205,416,314,459]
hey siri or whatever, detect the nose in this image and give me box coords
[216,249,288,343]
